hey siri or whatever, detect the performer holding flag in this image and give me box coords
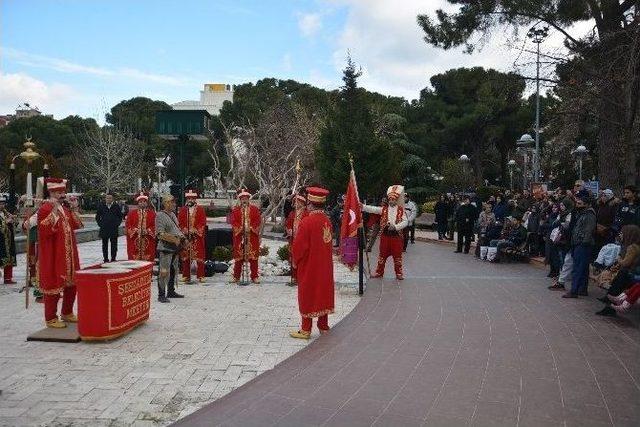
[125,192,156,262]
[362,185,408,280]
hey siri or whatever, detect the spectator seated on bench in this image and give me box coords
[487,215,528,263]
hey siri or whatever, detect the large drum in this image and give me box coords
[75,261,153,341]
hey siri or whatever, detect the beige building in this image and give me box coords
[172,83,234,116]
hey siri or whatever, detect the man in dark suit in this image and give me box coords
[455,194,476,254]
[96,193,123,262]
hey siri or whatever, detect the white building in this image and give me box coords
[172,83,234,116]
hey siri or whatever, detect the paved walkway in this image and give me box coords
[0,237,359,426]
[176,242,640,427]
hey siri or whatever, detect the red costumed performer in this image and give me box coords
[362,185,408,280]
[285,194,307,285]
[126,192,157,262]
[230,189,261,283]
[290,187,335,339]
[178,190,207,282]
[37,178,83,328]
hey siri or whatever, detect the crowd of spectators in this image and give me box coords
[432,182,640,317]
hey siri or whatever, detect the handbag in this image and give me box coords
[550,227,562,244]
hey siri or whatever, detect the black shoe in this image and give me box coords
[595,306,616,317]
[111,259,116,262]
[103,259,109,263]
[578,290,588,297]
[167,292,184,298]
[410,241,415,244]
[158,296,170,303]
[454,250,462,253]
[548,284,565,291]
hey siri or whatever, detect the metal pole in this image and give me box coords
[179,135,186,207]
[8,163,16,213]
[534,41,541,183]
[358,227,364,295]
[510,170,513,191]
[157,166,162,210]
[579,159,583,181]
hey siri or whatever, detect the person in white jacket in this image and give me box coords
[362,185,408,280]
[403,194,418,251]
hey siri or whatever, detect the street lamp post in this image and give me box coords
[459,154,470,191]
[507,159,516,191]
[8,137,43,309]
[155,158,166,210]
[527,24,549,183]
[572,144,589,181]
[516,134,535,190]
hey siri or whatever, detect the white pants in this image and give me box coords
[559,252,573,285]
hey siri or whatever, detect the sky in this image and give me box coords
[0,0,586,122]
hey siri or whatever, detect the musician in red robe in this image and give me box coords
[362,185,408,280]
[285,193,308,285]
[37,178,83,328]
[230,189,261,283]
[125,192,156,262]
[178,190,207,282]
[290,187,335,339]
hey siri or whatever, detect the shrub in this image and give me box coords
[277,244,290,262]
[270,224,285,233]
[260,245,269,256]
[211,246,233,262]
[422,200,436,214]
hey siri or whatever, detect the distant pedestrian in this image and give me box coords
[434,195,449,240]
[96,193,123,263]
[454,195,475,254]
[403,193,417,250]
[563,191,596,299]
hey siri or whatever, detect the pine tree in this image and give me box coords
[316,57,400,200]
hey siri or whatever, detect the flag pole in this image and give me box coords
[349,153,364,296]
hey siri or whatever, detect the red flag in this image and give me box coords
[340,170,362,268]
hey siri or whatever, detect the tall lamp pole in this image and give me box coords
[572,144,589,181]
[507,159,516,191]
[459,154,470,191]
[527,24,549,183]
[517,134,534,190]
[9,137,43,309]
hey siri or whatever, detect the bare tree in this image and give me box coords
[78,126,144,194]
[207,118,258,207]
[252,99,316,232]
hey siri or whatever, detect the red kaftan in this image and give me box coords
[286,208,308,280]
[292,210,335,318]
[230,204,261,261]
[178,205,206,264]
[37,201,82,295]
[125,208,157,261]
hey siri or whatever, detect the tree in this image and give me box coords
[316,57,399,199]
[78,126,144,194]
[417,0,639,192]
[252,98,317,227]
[415,67,527,185]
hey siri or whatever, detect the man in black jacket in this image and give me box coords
[96,193,123,262]
[455,195,476,254]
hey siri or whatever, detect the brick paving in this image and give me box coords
[176,241,640,427]
[0,236,359,426]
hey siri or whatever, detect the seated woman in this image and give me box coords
[487,216,527,262]
[595,224,640,317]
